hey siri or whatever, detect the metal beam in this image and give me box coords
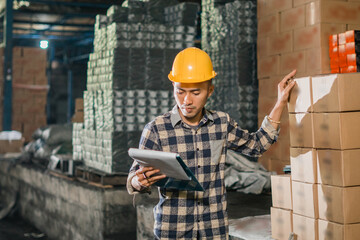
[46,44,55,123]
[14,9,98,18]
[13,27,93,34]
[2,0,13,131]
[26,0,112,9]
[67,66,73,123]
[12,33,92,41]
[69,53,89,62]
[14,19,94,28]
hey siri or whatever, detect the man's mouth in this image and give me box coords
[181,105,195,113]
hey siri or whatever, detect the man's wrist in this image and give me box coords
[131,176,145,191]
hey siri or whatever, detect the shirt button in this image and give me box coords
[198,165,200,168]
[196,148,199,151]
[198,219,200,222]
[198,201,200,205]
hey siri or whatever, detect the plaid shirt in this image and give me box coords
[127,106,278,239]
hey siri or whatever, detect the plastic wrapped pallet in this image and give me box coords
[202,0,258,132]
[72,123,84,160]
[81,2,198,173]
[164,2,199,27]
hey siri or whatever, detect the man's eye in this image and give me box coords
[193,92,200,95]
[177,90,184,94]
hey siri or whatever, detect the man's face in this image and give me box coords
[173,81,214,124]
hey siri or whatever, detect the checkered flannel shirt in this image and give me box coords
[127,106,279,239]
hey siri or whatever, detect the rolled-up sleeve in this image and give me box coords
[226,114,279,157]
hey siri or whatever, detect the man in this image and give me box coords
[127,47,296,239]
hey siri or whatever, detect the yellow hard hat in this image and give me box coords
[168,47,217,83]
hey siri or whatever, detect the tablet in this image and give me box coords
[128,148,190,180]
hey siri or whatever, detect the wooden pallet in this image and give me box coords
[75,165,128,188]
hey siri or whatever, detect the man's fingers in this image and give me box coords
[145,169,162,178]
[280,69,297,85]
[147,174,167,185]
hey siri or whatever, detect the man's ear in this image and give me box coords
[208,84,215,98]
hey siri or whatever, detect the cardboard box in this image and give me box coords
[288,76,313,113]
[312,73,360,112]
[313,112,360,149]
[318,185,360,224]
[320,1,360,25]
[280,50,306,76]
[289,112,314,148]
[258,55,280,79]
[292,181,318,219]
[305,47,331,76]
[293,213,318,240]
[0,138,24,153]
[280,5,305,31]
[294,23,346,51]
[271,207,293,240]
[75,98,84,111]
[72,112,84,123]
[268,31,293,55]
[269,158,291,174]
[317,149,360,187]
[271,174,292,210]
[291,148,317,183]
[318,219,360,240]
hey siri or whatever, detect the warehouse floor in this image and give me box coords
[0,189,271,240]
[0,213,48,240]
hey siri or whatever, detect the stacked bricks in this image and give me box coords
[270,72,360,240]
[329,30,360,73]
[257,0,360,173]
[78,1,199,174]
[0,47,47,140]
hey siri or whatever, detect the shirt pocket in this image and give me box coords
[210,139,225,164]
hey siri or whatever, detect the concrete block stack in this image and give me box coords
[72,123,84,161]
[257,0,360,173]
[164,2,200,27]
[79,0,199,173]
[1,47,48,141]
[202,0,258,132]
[270,72,360,240]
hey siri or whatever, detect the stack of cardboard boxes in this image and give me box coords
[257,0,360,173]
[11,47,48,141]
[72,98,84,123]
[271,72,360,239]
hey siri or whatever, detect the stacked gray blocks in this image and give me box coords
[164,2,200,27]
[72,123,84,160]
[78,0,199,174]
[202,0,258,132]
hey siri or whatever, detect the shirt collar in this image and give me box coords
[170,105,214,128]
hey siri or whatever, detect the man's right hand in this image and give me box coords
[132,166,167,191]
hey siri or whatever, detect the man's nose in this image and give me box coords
[184,93,192,105]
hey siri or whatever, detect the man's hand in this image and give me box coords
[277,69,297,106]
[132,166,167,190]
[267,70,297,129]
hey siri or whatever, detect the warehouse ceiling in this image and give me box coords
[2,0,126,43]
[0,0,201,44]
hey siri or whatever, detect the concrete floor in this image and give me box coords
[0,213,48,240]
[0,190,272,240]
